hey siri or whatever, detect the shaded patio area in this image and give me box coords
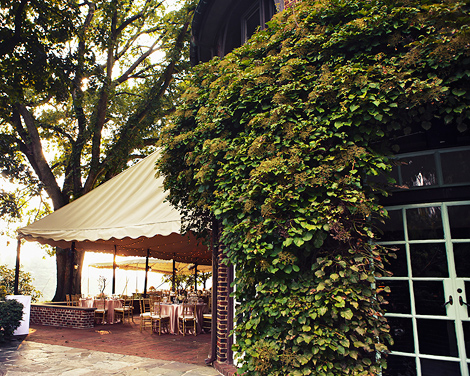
[24,318,212,366]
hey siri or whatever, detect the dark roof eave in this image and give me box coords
[190,0,213,65]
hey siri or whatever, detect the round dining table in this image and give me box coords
[79,298,122,324]
[159,303,207,335]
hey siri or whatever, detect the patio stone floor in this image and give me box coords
[0,318,219,376]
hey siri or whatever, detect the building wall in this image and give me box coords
[199,1,303,374]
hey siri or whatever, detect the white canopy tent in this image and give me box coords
[17,150,210,265]
[89,257,212,293]
[14,150,211,295]
[89,258,212,275]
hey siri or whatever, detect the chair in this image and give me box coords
[66,294,72,306]
[152,302,170,335]
[203,312,212,333]
[178,303,196,336]
[115,296,134,323]
[94,299,107,325]
[71,294,80,306]
[139,298,152,332]
[203,295,212,332]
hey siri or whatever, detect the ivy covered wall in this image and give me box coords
[159,0,470,374]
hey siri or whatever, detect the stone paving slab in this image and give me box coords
[0,342,220,376]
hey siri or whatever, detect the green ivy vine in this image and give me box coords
[158,0,470,374]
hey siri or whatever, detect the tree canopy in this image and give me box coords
[159,0,470,374]
[0,0,197,300]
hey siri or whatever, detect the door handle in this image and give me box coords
[459,296,469,307]
[443,295,453,307]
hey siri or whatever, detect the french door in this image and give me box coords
[378,201,470,376]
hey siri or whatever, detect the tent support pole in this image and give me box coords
[194,262,198,292]
[143,249,149,298]
[172,257,176,292]
[112,246,117,295]
[14,238,21,295]
[69,242,75,295]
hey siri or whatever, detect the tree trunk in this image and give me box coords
[52,247,85,301]
[52,248,68,301]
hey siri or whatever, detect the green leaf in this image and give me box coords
[452,88,466,96]
[283,238,293,247]
[294,238,305,247]
[318,307,328,316]
[340,309,354,320]
[302,232,313,241]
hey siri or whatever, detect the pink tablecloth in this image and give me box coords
[80,298,122,324]
[159,303,207,334]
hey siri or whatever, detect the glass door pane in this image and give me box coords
[420,358,462,376]
[379,202,470,376]
[406,207,443,240]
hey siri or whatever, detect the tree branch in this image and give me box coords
[15,104,67,209]
[100,16,192,181]
[0,0,29,57]
[39,124,74,143]
[115,40,160,84]
[65,1,96,197]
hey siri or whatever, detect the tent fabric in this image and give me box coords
[17,151,211,265]
[89,257,212,275]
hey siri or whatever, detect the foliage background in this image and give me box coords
[0,264,42,302]
[159,0,470,374]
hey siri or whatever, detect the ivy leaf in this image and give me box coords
[318,307,328,316]
[294,238,305,247]
[283,238,293,247]
[452,88,466,96]
[302,232,313,241]
[340,309,354,320]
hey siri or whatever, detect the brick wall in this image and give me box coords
[31,304,95,329]
[214,361,238,376]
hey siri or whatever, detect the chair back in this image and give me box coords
[95,299,106,310]
[154,302,163,317]
[207,292,212,313]
[71,294,80,306]
[122,296,133,308]
[139,298,151,314]
[181,303,196,318]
